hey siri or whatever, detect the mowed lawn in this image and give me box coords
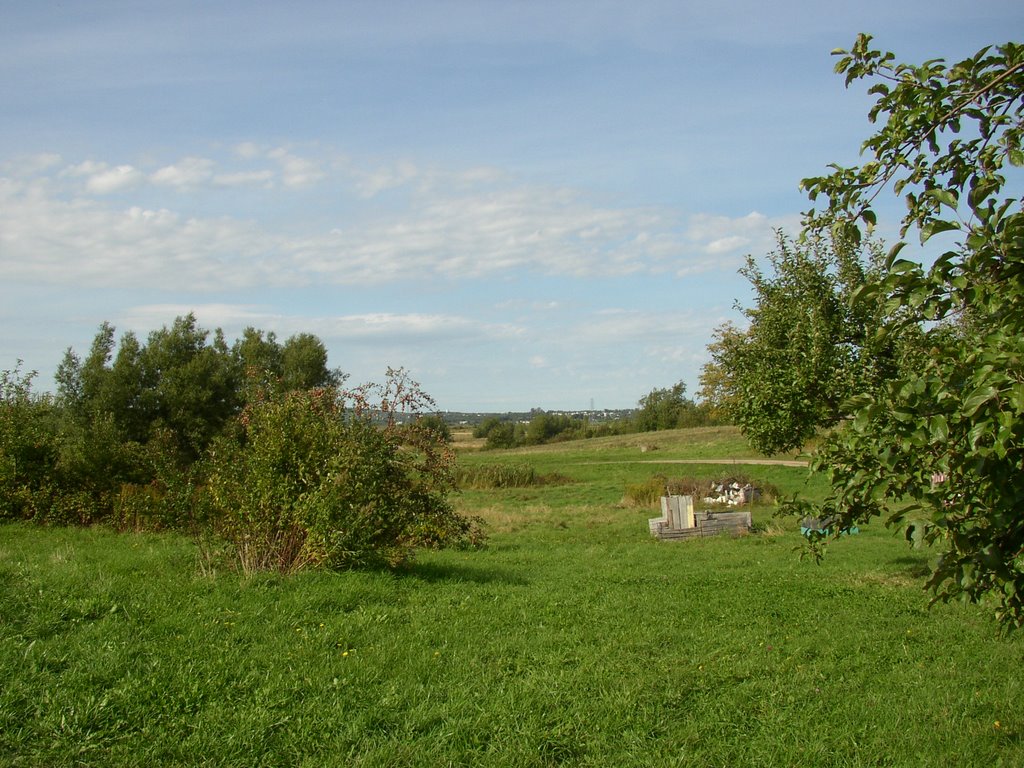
[1,427,1021,767]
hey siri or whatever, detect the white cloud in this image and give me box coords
[234,142,263,160]
[684,211,792,254]
[61,160,107,178]
[85,164,144,194]
[0,179,288,290]
[705,235,749,254]
[1,149,801,294]
[113,306,519,347]
[298,186,672,282]
[268,147,326,188]
[151,157,215,188]
[354,159,419,197]
[585,308,707,340]
[152,158,278,190]
[2,153,62,175]
[118,303,271,331]
[317,312,511,342]
[213,170,275,188]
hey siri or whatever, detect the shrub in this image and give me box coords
[205,377,480,573]
[0,364,62,521]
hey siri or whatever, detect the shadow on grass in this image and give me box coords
[397,560,529,586]
[890,555,931,579]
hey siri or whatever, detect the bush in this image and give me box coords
[0,364,62,521]
[205,381,480,573]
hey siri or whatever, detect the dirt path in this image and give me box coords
[578,458,809,467]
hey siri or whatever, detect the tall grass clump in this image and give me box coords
[453,463,570,490]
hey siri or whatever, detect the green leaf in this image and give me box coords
[1010,383,1024,414]
[888,258,918,274]
[920,219,960,244]
[929,414,949,443]
[962,385,997,416]
[884,241,907,268]
[926,189,959,209]
[832,220,861,246]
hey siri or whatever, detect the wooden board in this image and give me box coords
[649,509,752,541]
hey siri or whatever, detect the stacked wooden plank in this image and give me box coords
[649,495,752,541]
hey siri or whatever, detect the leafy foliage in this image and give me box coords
[699,231,911,455]
[791,35,1024,627]
[0,364,61,521]
[415,413,453,443]
[476,417,520,450]
[635,381,709,432]
[523,411,582,445]
[5,317,477,572]
[205,372,480,572]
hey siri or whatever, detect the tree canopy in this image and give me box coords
[635,381,707,432]
[698,231,913,454]
[786,36,1024,627]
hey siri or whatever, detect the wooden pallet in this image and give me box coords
[649,495,752,541]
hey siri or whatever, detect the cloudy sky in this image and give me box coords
[2,1,1020,411]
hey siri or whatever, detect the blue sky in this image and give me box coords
[2,1,1021,411]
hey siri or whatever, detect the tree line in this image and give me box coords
[0,314,479,570]
[472,383,723,450]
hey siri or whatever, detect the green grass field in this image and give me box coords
[2,427,1021,766]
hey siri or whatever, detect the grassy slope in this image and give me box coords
[1,427,1021,767]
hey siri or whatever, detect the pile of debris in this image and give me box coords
[703,481,760,506]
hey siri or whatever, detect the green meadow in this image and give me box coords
[1,427,1021,767]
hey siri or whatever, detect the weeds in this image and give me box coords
[453,463,570,490]
[621,473,781,508]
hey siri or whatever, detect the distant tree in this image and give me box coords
[476,418,518,450]
[527,412,584,445]
[139,315,240,460]
[19,315,349,529]
[232,327,284,394]
[416,413,453,443]
[696,324,744,422]
[635,381,700,432]
[0,364,61,520]
[699,231,911,454]
[55,327,152,508]
[281,333,341,391]
[472,416,501,440]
